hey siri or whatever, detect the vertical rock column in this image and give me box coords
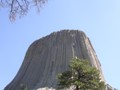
[4,30,105,90]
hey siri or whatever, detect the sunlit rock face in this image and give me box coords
[4,30,105,90]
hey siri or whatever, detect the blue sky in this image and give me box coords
[0,0,120,89]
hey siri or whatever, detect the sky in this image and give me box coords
[0,0,120,89]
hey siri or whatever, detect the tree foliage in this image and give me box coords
[20,84,29,90]
[57,58,106,90]
[0,0,47,20]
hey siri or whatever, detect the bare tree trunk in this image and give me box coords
[76,85,79,90]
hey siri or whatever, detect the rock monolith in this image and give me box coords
[4,30,105,90]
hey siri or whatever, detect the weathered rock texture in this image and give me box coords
[4,30,105,90]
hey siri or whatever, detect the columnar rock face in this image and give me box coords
[4,30,105,90]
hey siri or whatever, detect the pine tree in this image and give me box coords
[57,58,105,90]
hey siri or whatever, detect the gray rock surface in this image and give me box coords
[4,30,105,90]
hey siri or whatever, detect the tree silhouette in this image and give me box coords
[0,0,47,20]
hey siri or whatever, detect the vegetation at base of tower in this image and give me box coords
[57,58,106,90]
[20,84,29,90]
[0,0,47,20]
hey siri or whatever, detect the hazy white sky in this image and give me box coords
[0,0,120,89]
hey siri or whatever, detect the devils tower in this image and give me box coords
[4,30,105,90]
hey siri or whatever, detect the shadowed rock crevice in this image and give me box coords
[4,30,105,90]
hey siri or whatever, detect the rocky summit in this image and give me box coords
[4,30,105,90]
